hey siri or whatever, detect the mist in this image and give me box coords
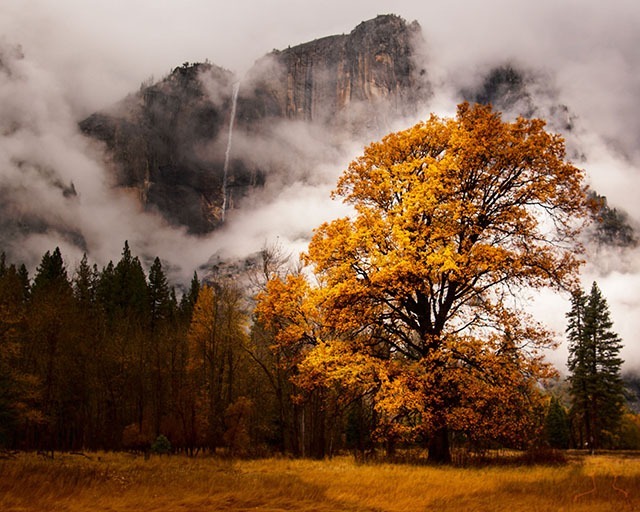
[2,1,640,371]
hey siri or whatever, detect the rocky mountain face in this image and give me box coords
[80,15,429,234]
[79,14,634,244]
[243,15,426,125]
[80,63,236,233]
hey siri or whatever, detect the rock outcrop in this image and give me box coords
[242,15,427,127]
[80,62,237,233]
[460,63,575,133]
[80,15,429,233]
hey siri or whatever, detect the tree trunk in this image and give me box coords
[428,425,451,464]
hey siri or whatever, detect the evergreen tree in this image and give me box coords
[113,242,150,433]
[148,257,172,327]
[28,248,75,451]
[71,254,103,449]
[113,241,149,321]
[179,271,200,320]
[95,244,151,445]
[0,261,30,447]
[96,261,116,321]
[73,254,98,306]
[17,264,30,301]
[147,256,175,436]
[32,248,70,293]
[544,396,570,449]
[567,282,625,450]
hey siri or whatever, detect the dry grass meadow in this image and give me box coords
[1,451,639,511]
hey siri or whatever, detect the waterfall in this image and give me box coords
[221,81,240,222]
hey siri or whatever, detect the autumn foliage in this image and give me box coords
[0,103,602,462]
[256,103,589,461]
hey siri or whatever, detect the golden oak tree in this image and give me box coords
[254,273,334,457]
[257,103,589,462]
[186,282,250,452]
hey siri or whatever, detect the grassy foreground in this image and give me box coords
[1,452,639,511]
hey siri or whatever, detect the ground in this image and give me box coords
[1,451,639,511]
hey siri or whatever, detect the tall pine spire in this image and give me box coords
[567,282,624,450]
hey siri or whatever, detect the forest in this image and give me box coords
[1,103,639,463]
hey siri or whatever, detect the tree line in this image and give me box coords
[0,242,636,458]
[0,243,257,455]
[0,240,387,457]
[1,103,638,460]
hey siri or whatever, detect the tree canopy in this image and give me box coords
[257,102,590,462]
[0,103,611,461]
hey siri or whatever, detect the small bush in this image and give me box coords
[151,435,171,455]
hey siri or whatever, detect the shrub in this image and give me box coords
[151,435,172,455]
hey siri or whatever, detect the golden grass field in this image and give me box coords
[1,451,639,511]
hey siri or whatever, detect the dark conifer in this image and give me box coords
[148,257,172,327]
[17,264,30,301]
[567,282,625,450]
[544,396,570,449]
[179,271,200,320]
[32,247,71,294]
[73,254,98,305]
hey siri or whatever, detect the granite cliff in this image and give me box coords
[79,14,632,245]
[80,15,429,233]
[243,14,426,125]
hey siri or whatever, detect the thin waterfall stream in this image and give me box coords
[221,81,240,222]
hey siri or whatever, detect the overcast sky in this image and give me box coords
[2,1,638,118]
[3,0,639,158]
[2,0,640,371]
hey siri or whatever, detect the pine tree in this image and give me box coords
[148,257,171,328]
[73,254,98,306]
[567,282,624,450]
[32,248,70,293]
[95,243,151,443]
[29,248,75,451]
[179,272,200,321]
[17,264,30,301]
[71,254,102,449]
[544,396,570,449]
[0,260,30,447]
[97,261,116,322]
[147,256,176,437]
[113,241,149,321]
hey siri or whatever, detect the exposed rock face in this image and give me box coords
[460,64,575,133]
[80,62,237,233]
[80,15,429,233]
[463,65,535,115]
[243,15,427,127]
